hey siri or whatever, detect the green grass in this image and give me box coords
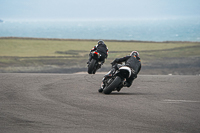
[0,38,200,71]
[1,39,199,57]
[0,39,94,57]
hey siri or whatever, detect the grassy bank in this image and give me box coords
[0,37,200,74]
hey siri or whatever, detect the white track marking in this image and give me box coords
[163,99,200,103]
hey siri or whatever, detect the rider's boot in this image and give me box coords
[98,87,103,93]
[98,82,105,93]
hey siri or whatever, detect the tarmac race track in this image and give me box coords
[0,73,200,133]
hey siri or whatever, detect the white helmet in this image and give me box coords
[130,51,139,57]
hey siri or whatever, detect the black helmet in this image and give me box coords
[97,40,105,45]
[130,51,139,57]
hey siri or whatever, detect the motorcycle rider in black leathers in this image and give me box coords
[99,51,141,93]
[87,40,108,67]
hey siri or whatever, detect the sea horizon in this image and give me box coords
[1,16,200,42]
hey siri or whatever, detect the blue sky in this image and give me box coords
[1,0,200,20]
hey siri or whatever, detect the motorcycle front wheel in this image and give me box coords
[103,76,122,94]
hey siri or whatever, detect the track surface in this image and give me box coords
[0,73,200,133]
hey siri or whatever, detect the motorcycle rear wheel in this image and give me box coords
[103,76,122,94]
[88,59,96,74]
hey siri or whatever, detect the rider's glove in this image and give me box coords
[110,61,115,66]
[111,58,117,65]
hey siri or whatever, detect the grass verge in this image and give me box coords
[0,37,200,75]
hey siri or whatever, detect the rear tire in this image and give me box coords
[88,59,96,74]
[103,76,122,94]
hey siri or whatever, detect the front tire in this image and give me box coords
[88,59,96,74]
[103,76,122,94]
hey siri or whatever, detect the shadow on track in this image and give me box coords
[102,92,152,95]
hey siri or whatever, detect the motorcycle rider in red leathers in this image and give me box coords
[99,51,141,93]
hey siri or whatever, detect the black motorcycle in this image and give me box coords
[87,51,102,74]
[102,64,132,94]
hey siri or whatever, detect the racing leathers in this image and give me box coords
[111,55,141,87]
[100,55,141,91]
[88,43,108,65]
